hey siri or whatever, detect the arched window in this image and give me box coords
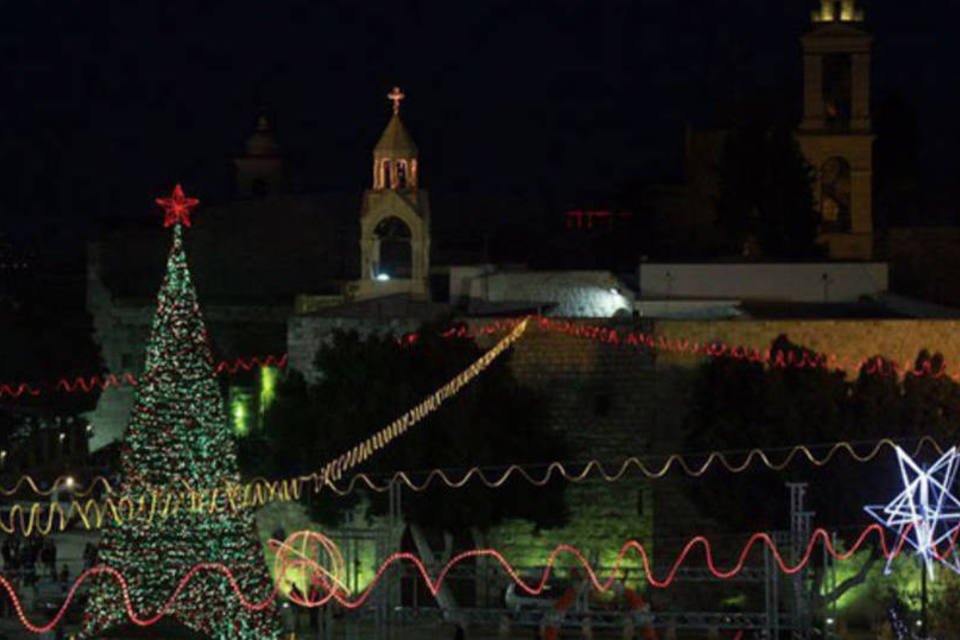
[373,216,412,279]
[381,160,392,189]
[397,160,407,189]
[820,156,852,232]
[822,53,852,130]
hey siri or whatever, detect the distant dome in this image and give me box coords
[245,115,281,157]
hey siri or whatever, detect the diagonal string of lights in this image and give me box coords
[0,319,530,535]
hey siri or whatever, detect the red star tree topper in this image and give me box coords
[155,183,199,227]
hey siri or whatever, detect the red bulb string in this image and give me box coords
[456,316,960,381]
[0,354,287,399]
[0,523,937,633]
[5,314,956,401]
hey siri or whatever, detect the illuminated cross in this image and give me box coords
[387,86,405,114]
[155,183,200,228]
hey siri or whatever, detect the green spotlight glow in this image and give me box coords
[230,388,252,436]
[260,366,278,419]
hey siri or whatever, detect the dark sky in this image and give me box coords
[1,0,958,252]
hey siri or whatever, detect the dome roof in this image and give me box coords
[244,115,281,157]
[374,113,417,158]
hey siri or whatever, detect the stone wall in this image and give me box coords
[639,262,888,303]
[654,318,960,375]
[86,294,291,449]
[884,227,960,306]
[472,322,658,568]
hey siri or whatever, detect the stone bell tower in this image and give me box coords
[355,87,431,300]
[234,113,285,198]
[797,0,875,259]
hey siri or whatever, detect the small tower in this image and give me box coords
[234,114,285,198]
[797,0,874,259]
[355,87,431,299]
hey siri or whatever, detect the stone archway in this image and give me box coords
[372,216,413,279]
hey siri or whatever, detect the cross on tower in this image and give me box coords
[387,86,405,114]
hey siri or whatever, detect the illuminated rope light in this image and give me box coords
[0,354,287,399]
[1,321,528,534]
[524,316,960,380]
[0,524,938,633]
[0,434,944,501]
[319,436,946,495]
[1,436,948,534]
[308,317,529,485]
[5,308,956,401]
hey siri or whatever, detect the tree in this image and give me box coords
[255,323,568,533]
[81,214,281,639]
[715,122,821,259]
[683,336,960,618]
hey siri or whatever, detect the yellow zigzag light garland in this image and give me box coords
[3,433,944,536]
[319,435,948,494]
[0,319,529,535]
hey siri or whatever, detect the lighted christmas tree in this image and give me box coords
[81,185,282,639]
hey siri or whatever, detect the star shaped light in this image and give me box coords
[865,446,960,578]
[155,184,199,228]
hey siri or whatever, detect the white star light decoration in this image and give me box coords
[865,446,960,578]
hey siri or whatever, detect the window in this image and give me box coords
[822,53,852,131]
[373,216,413,279]
[382,160,392,188]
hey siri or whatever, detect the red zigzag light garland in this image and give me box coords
[3,314,956,400]
[0,524,937,634]
[0,354,287,399]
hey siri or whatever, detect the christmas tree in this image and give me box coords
[82,185,282,639]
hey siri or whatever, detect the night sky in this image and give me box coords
[1,0,958,255]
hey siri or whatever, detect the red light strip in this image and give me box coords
[0,524,931,633]
[3,312,955,401]
[0,354,287,399]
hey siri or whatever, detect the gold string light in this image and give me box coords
[0,320,530,535]
[2,433,944,536]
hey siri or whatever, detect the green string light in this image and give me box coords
[81,220,282,639]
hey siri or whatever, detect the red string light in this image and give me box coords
[0,355,287,399]
[0,524,938,633]
[4,314,955,401]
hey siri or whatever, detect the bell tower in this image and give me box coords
[354,87,431,300]
[797,0,874,259]
[234,114,285,199]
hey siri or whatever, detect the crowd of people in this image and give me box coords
[0,536,98,613]
[1,535,64,585]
